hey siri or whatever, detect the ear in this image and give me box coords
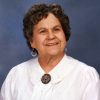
[30,39,36,49]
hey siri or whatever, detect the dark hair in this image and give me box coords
[23,3,71,53]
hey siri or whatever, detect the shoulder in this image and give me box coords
[10,57,37,73]
[0,58,38,99]
[2,58,38,84]
[14,57,38,69]
[65,55,99,82]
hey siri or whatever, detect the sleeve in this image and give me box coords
[82,67,100,100]
[0,67,16,100]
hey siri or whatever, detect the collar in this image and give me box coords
[28,54,75,85]
[49,54,75,84]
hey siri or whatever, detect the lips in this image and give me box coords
[46,42,59,46]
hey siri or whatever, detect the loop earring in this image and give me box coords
[31,49,37,57]
[65,47,67,53]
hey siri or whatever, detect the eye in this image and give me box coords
[54,27,61,32]
[40,30,45,33]
[55,28,60,31]
[39,29,47,34]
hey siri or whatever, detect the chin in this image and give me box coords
[47,51,63,56]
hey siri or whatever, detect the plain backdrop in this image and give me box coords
[0,0,100,89]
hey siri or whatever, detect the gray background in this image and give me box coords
[0,0,100,89]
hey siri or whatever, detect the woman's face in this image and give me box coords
[30,13,67,57]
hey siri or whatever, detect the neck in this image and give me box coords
[38,53,64,73]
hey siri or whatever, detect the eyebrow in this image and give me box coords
[53,25,62,28]
[38,25,62,30]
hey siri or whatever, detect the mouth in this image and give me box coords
[46,42,59,46]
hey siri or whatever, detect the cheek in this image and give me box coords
[33,36,45,48]
[59,32,66,42]
[60,34,67,47]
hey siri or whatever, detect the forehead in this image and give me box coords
[34,13,61,28]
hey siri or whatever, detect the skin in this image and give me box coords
[30,13,67,73]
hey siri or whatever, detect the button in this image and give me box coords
[41,74,51,84]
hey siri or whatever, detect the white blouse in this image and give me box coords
[0,54,100,100]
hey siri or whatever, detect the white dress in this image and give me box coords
[0,54,100,100]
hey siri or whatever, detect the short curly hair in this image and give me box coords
[23,3,71,53]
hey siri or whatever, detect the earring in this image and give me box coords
[65,47,67,53]
[31,48,37,57]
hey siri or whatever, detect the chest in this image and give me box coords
[13,79,83,100]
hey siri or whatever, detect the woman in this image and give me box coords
[0,3,100,100]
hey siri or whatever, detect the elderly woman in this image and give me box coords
[0,3,100,100]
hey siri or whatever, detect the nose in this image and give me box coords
[47,30,55,40]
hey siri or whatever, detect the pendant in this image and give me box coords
[41,74,51,84]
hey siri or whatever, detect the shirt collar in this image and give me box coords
[29,54,74,85]
[49,54,74,84]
